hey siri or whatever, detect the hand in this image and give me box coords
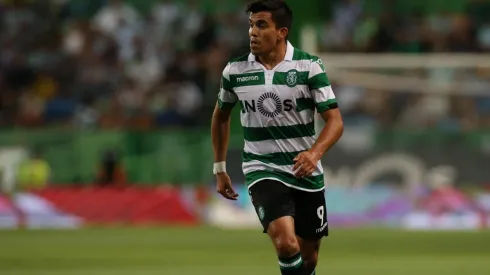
[216,172,239,201]
[293,151,321,178]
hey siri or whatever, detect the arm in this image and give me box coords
[310,108,343,160]
[211,103,233,163]
[211,63,237,163]
[212,63,239,200]
[293,108,343,177]
[309,58,343,158]
[293,58,343,177]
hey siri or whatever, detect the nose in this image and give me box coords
[250,25,259,37]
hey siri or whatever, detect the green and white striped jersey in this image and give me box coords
[218,41,338,192]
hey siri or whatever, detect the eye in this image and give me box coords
[258,22,267,29]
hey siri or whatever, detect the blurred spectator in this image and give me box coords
[151,0,181,44]
[73,94,99,128]
[95,150,127,186]
[124,36,161,91]
[92,0,139,36]
[0,0,488,131]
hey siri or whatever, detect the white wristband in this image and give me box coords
[213,161,226,174]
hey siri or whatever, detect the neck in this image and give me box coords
[257,41,287,69]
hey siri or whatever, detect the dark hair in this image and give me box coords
[246,0,293,35]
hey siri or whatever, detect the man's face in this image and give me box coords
[248,12,287,56]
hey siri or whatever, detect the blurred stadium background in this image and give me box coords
[1,0,490,274]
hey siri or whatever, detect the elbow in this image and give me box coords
[337,116,344,138]
[331,108,344,138]
[332,115,344,143]
[321,108,344,139]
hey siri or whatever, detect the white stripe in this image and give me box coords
[309,61,325,77]
[229,62,254,75]
[275,60,311,72]
[235,84,313,102]
[242,160,323,177]
[278,256,303,268]
[240,107,314,128]
[222,63,230,80]
[312,86,335,103]
[234,84,309,96]
[247,177,326,192]
[244,137,315,155]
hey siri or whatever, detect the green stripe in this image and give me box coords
[243,150,304,166]
[308,72,330,89]
[292,48,316,61]
[217,98,236,110]
[272,71,308,86]
[230,72,265,87]
[221,76,233,91]
[316,99,337,113]
[245,170,324,190]
[295,98,315,112]
[243,122,315,142]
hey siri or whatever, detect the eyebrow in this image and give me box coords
[249,19,268,25]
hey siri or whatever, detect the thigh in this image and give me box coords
[267,216,299,256]
[249,180,295,233]
[293,189,328,240]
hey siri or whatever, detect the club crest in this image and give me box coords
[258,206,265,220]
[286,69,298,87]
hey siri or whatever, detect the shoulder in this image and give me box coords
[228,53,250,64]
[293,48,326,74]
[292,48,320,62]
[224,53,254,75]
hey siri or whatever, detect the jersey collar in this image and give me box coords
[248,41,294,62]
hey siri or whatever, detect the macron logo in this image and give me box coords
[237,76,259,82]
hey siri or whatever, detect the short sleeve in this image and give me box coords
[307,59,338,113]
[217,63,238,110]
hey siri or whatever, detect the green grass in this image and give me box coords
[1,227,489,275]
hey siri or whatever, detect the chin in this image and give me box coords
[250,48,261,55]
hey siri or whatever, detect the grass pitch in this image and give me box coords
[1,226,489,275]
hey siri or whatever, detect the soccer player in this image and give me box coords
[210,0,343,274]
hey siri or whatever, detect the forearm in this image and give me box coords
[211,104,231,162]
[310,112,343,158]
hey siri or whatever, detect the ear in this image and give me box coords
[277,27,288,41]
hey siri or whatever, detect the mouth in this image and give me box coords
[250,41,259,47]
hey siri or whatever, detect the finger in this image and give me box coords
[293,162,302,173]
[293,153,303,162]
[305,167,315,177]
[227,188,239,198]
[222,186,239,199]
[296,163,314,177]
[310,166,316,175]
[295,165,307,177]
[223,189,238,200]
[293,157,303,171]
[293,153,301,162]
